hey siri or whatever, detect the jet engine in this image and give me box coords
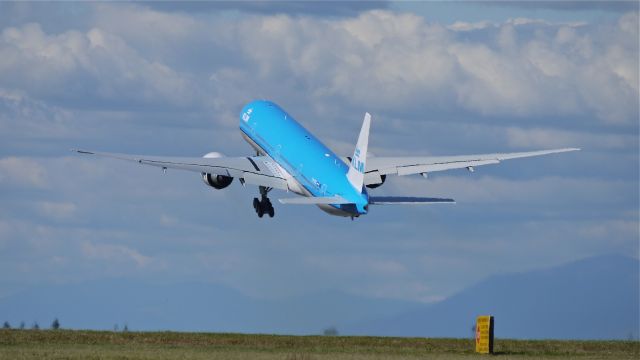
[202,173,233,189]
[201,152,233,189]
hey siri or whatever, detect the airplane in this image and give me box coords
[74,100,579,219]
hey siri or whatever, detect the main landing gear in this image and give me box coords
[253,186,275,218]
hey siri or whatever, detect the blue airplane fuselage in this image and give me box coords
[239,100,368,216]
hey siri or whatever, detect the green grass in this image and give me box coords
[0,329,638,359]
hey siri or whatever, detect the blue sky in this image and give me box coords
[0,1,638,305]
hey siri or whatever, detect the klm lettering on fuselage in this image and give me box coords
[242,108,253,122]
[351,148,364,173]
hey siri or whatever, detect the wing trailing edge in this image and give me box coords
[369,196,455,205]
[364,147,581,182]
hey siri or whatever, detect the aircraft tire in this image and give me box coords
[253,198,259,210]
[257,205,264,218]
[268,206,274,218]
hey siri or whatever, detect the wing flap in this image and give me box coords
[242,172,288,190]
[396,159,500,176]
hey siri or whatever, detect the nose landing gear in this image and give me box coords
[253,186,275,218]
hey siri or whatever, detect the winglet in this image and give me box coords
[346,112,371,193]
[72,149,95,155]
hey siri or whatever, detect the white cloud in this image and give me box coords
[1,7,637,125]
[447,18,587,32]
[93,3,203,50]
[81,241,151,268]
[359,280,439,303]
[207,10,637,124]
[387,175,635,206]
[449,42,542,115]
[36,201,77,220]
[0,22,200,109]
[505,126,637,150]
[5,4,627,128]
[304,254,446,302]
[0,156,48,188]
[618,11,639,35]
[0,88,73,139]
[307,255,408,276]
[506,17,548,26]
[159,214,178,227]
[448,20,495,31]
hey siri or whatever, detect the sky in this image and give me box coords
[0,1,638,306]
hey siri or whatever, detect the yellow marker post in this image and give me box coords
[475,315,494,354]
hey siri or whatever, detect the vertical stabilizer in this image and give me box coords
[346,112,371,192]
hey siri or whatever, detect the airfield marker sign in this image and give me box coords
[475,315,494,354]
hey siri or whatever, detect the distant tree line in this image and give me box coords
[113,323,129,332]
[1,318,60,330]
[323,326,338,336]
[1,318,135,332]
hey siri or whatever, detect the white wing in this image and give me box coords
[74,149,289,190]
[278,195,351,205]
[363,148,580,185]
[369,196,455,204]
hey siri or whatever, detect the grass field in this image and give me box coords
[0,329,638,359]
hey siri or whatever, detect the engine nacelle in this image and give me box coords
[203,152,224,159]
[201,152,232,189]
[202,173,233,189]
[365,174,386,189]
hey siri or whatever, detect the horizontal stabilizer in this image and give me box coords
[279,195,352,205]
[369,196,455,205]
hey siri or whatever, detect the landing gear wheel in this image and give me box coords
[264,198,275,217]
[253,186,275,218]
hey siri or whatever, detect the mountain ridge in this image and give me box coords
[1,254,637,339]
[346,254,639,340]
